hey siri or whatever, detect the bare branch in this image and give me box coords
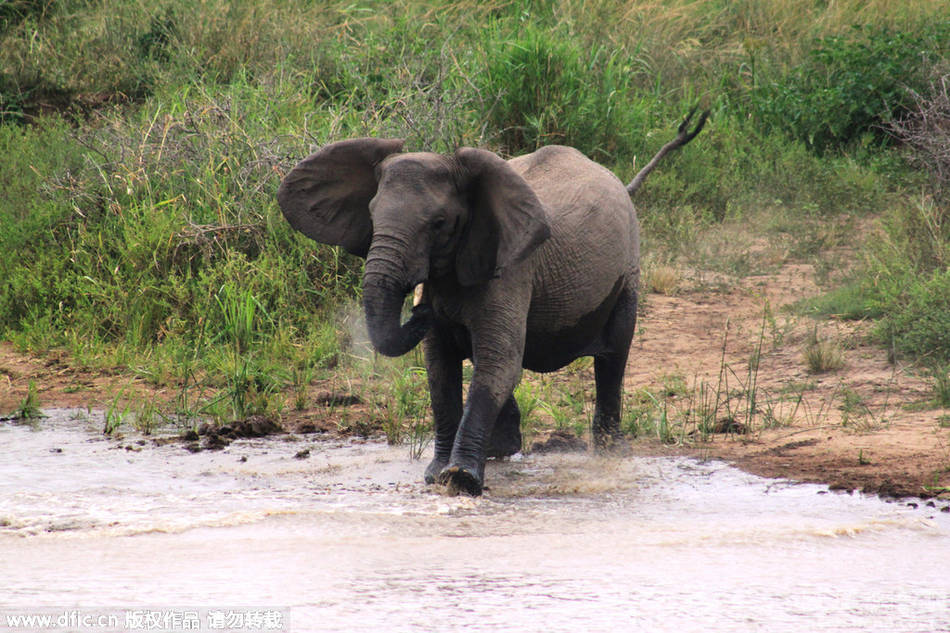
[887,73,950,200]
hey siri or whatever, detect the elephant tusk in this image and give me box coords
[413,283,425,307]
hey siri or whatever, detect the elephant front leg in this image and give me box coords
[438,385,506,496]
[423,326,463,485]
[437,287,529,496]
[440,359,523,496]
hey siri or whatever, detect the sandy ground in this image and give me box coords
[626,262,950,499]
[1,262,948,500]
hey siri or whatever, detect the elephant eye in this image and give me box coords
[431,216,447,230]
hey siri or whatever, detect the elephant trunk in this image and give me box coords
[362,258,432,358]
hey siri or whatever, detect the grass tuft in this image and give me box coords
[13,380,43,419]
[644,264,683,296]
[803,332,846,374]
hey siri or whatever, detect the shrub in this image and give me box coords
[863,68,950,363]
[751,24,950,154]
[801,62,950,366]
[478,25,646,160]
[876,267,950,364]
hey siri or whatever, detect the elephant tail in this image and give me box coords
[626,107,710,196]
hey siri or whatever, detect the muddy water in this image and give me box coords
[2,411,949,633]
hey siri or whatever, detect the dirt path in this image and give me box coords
[2,262,948,500]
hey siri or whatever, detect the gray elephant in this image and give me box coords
[278,110,707,495]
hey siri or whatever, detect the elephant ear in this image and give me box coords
[454,147,551,286]
[277,138,404,257]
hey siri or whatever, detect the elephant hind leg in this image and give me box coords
[486,394,522,458]
[592,286,637,451]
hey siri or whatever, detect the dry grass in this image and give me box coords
[803,334,846,374]
[643,263,683,295]
[558,0,949,85]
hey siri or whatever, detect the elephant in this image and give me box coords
[278,109,708,496]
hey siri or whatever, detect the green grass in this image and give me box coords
[0,0,948,434]
[103,389,130,435]
[380,360,431,447]
[798,279,880,321]
[931,365,950,408]
[11,380,43,419]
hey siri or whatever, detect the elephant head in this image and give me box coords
[277,138,551,357]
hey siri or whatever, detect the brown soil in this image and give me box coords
[627,263,950,500]
[1,262,948,500]
[0,345,354,439]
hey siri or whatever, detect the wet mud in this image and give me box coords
[181,416,284,452]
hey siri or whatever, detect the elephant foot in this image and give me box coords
[592,431,631,455]
[438,465,484,497]
[592,413,629,454]
[424,457,448,485]
[486,423,522,459]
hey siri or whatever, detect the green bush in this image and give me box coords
[478,25,647,160]
[0,86,364,357]
[876,267,950,363]
[750,24,950,154]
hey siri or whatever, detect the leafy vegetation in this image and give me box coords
[10,380,42,420]
[479,24,644,159]
[749,24,950,154]
[0,0,948,441]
